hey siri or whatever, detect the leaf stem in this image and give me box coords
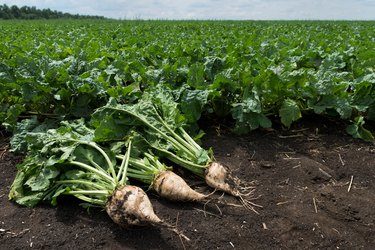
[119,140,132,186]
[179,127,202,151]
[152,147,206,177]
[152,106,199,155]
[108,106,196,160]
[80,141,117,182]
[56,179,109,191]
[69,161,115,187]
[65,190,110,196]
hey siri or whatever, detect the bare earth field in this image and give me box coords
[1,117,374,250]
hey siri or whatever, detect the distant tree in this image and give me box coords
[10,5,21,19]
[0,4,107,20]
[0,4,12,19]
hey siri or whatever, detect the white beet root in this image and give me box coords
[153,170,207,202]
[205,162,238,196]
[205,162,262,213]
[106,185,161,226]
[106,185,190,241]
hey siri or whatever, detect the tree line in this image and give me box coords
[0,4,106,20]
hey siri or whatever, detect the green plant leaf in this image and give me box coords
[279,99,302,127]
[346,116,374,142]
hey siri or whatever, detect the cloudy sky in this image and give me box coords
[1,0,375,20]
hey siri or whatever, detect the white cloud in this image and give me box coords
[1,0,374,19]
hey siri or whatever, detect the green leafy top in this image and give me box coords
[9,119,126,207]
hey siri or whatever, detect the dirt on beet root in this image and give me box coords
[1,117,374,250]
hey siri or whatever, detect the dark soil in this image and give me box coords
[1,118,375,250]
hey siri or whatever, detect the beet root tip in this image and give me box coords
[205,162,262,213]
[205,162,239,196]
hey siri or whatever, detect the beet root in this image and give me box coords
[106,185,161,227]
[106,185,190,241]
[153,170,207,202]
[205,162,262,213]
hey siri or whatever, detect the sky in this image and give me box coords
[1,0,375,20]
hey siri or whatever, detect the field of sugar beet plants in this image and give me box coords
[1,20,374,249]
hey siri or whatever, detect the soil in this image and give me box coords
[1,117,374,250]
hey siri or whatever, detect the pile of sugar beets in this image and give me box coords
[8,87,259,241]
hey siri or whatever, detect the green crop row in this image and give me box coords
[1,20,374,140]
